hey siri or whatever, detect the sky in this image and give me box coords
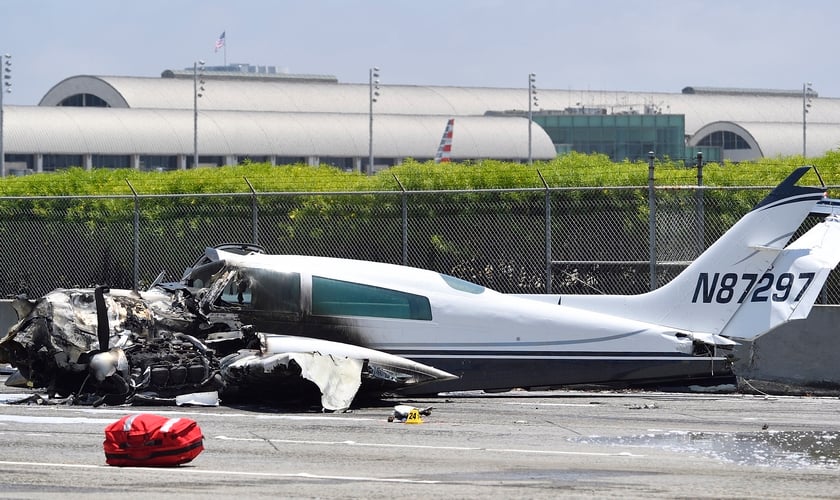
[1,0,839,105]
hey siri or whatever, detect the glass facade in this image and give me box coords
[57,93,110,107]
[276,156,307,165]
[188,155,224,168]
[696,130,751,150]
[43,154,83,171]
[92,155,132,169]
[320,157,355,171]
[685,146,722,164]
[5,154,33,174]
[238,155,271,165]
[534,113,686,162]
[139,155,179,171]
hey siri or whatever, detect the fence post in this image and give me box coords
[538,170,552,293]
[126,179,140,291]
[244,177,259,245]
[393,174,408,265]
[695,152,704,257]
[648,152,657,291]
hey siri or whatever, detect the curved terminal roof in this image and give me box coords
[3,106,556,159]
[690,121,840,159]
[40,76,840,129]
[19,74,840,163]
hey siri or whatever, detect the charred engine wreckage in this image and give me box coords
[0,246,456,411]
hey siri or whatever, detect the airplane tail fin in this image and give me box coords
[559,166,838,340]
[434,118,454,163]
[718,213,840,339]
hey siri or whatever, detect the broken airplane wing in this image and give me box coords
[220,333,457,411]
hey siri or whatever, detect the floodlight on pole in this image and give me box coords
[803,82,814,158]
[528,73,538,165]
[0,53,11,178]
[193,60,205,169]
[368,66,380,175]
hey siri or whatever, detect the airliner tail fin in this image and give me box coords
[434,118,454,163]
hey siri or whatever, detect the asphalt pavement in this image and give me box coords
[1,376,839,499]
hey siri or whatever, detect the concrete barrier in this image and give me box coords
[0,300,15,336]
[1,299,838,391]
[732,305,840,392]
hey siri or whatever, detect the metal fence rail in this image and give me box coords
[0,184,836,302]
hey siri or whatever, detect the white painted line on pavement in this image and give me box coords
[214,435,645,457]
[0,460,441,484]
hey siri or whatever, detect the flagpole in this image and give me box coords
[215,31,227,66]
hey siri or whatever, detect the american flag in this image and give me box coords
[214,31,225,52]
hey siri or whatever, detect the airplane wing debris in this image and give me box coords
[388,404,434,423]
[220,333,456,411]
[220,350,363,411]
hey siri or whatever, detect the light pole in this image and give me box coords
[802,82,814,158]
[648,151,656,291]
[193,60,205,169]
[368,66,380,175]
[0,54,11,178]
[528,73,538,165]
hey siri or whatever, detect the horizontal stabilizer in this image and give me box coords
[810,197,840,216]
[720,214,840,340]
[688,332,739,346]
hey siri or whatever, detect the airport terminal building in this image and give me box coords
[2,65,839,174]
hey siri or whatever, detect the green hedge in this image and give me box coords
[1,152,838,198]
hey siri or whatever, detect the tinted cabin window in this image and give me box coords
[312,276,432,320]
[187,260,225,289]
[217,269,301,313]
[440,274,486,294]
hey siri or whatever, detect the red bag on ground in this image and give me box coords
[103,413,204,466]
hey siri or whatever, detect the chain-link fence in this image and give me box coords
[0,185,836,302]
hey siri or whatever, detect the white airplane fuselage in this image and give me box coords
[191,166,839,394]
[197,252,729,393]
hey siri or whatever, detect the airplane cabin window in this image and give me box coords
[216,269,301,313]
[439,274,486,294]
[311,276,432,320]
[218,273,252,306]
[254,271,301,312]
[185,260,226,289]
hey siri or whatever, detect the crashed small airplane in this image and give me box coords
[1,166,839,410]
